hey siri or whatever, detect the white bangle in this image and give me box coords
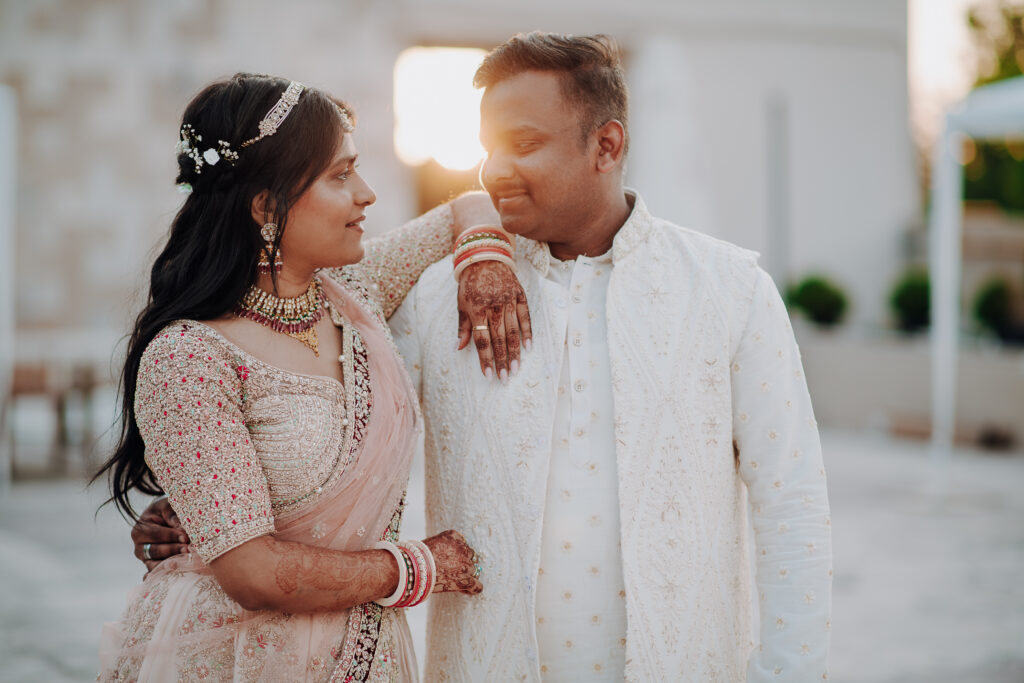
[453,252,517,282]
[373,541,407,607]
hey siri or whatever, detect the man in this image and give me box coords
[389,32,831,681]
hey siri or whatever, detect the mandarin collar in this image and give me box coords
[517,189,652,277]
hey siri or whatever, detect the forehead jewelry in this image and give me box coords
[240,81,306,148]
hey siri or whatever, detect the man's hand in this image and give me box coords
[131,497,190,571]
[457,261,532,381]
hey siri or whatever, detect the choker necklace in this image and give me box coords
[235,276,327,356]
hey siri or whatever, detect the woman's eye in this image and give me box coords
[338,163,359,182]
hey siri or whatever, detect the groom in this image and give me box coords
[135,32,832,682]
[390,32,831,681]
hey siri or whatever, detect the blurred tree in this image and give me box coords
[963,2,1024,213]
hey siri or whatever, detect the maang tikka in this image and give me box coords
[257,222,283,274]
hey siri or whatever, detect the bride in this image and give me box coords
[94,73,526,682]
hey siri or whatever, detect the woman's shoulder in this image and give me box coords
[139,321,241,384]
[320,267,387,318]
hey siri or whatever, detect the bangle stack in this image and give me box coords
[373,540,437,609]
[453,225,515,281]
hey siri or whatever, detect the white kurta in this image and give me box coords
[390,192,832,682]
[535,250,627,680]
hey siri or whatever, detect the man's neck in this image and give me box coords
[547,191,632,261]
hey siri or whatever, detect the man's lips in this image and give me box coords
[493,190,527,208]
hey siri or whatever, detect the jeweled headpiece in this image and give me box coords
[240,81,306,148]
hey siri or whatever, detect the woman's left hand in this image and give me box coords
[457,260,532,381]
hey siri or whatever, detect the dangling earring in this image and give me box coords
[257,222,283,275]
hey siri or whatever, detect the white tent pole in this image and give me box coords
[928,122,963,489]
[0,86,16,492]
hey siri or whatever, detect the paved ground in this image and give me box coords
[1,429,1022,682]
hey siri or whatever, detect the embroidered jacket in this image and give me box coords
[390,192,832,682]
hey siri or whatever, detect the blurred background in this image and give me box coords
[1,0,1022,681]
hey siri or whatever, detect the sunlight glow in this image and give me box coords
[393,47,487,171]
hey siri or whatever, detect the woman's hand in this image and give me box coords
[457,261,532,381]
[132,497,191,571]
[423,530,483,595]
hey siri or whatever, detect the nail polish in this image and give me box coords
[524,339,533,352]
[510,359,519,376]
[484,367,493,380]
[500,368,509,384]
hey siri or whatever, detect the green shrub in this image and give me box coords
[972,276,1012,336]
[888,268,930,332]
[786,275,848,327]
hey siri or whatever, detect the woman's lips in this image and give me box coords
[346,216,365,232]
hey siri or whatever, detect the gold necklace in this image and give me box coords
[234,276,326,356]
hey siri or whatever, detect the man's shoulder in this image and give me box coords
[649,214,758,264]
[642,214,761,293]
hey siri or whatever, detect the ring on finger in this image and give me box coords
[473,563,483,578]
[473,325,489,331]
[142,542,152,561]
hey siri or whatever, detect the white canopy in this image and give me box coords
[929,75,1024,467]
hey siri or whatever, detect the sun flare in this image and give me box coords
[393,46,487,171]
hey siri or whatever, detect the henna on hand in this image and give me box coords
[458,261,529,377]
[423,529,483,595]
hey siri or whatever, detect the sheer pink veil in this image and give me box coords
[99,277,422,682]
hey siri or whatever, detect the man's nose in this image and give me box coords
[479,152,512,191]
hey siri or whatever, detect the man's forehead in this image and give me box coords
[480,71,573,127]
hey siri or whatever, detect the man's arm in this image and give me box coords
[732,268,832,682]
[132,497,189,571]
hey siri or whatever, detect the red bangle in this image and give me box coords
[453,246,513,269]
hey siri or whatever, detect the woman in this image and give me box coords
[95,73,523,681]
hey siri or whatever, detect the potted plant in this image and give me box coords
[888,268,930,333]
[786,275,849,328]
[972,276,1014,341]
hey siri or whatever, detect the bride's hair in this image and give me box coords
[93,73,354,519]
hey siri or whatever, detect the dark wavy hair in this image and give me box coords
[473,32,629,153]
[92,73,353,519]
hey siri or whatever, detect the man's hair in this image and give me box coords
[474,32,629,153]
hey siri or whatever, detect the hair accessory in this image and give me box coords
[176,123,239,175]
[240,81,306,148]
[234,275,326,356]
[257,222,283,275]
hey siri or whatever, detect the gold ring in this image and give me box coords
[473,325,489,331]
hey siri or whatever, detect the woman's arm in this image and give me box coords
[344,192,498,320]
[210,529,480,613]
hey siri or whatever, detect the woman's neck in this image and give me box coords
[255,267,316,298]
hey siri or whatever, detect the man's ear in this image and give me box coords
[250,190,274,226]
[594,120,626,174]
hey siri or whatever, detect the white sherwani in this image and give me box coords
[390,193,832,682]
